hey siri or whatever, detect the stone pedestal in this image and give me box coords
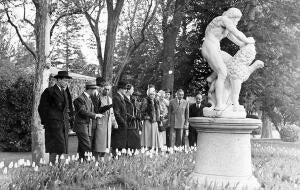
[186,117,261,190]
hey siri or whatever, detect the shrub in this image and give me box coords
[280,125,299,142]
[0,73,93,152]
[0,76,33,152]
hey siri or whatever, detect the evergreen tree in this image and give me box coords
[51,14,84,70]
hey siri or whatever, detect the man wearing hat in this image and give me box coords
[91,77,113,115]
[73,81,103,160]
[92,81,117,160]
[38,71,74,164]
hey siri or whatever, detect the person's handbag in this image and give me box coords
[158,122,165,132]
[158,117,167,132]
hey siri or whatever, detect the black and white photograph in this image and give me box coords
[0,0,299,189]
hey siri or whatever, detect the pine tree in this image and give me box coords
[51,14,84,70]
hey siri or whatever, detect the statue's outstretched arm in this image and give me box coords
[227,33,246,47]
[222,17,254,44]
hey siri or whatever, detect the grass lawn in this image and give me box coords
[0,135,78,165]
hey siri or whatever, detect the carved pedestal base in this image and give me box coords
[186,117,261,190]
[203,105,247,118]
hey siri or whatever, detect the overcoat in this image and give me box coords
[111,93,128,149]
[168,98,189,129]
[92,95,116,153]
[140,97,161,148]
[124,95,141,149]
[73,93,96,157]
[38,85,73,154]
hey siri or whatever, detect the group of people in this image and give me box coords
[38,71,205,163]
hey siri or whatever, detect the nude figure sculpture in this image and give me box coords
[201,8,264,118]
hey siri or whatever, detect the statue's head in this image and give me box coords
[222,8,242,19]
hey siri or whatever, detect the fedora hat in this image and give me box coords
[54,71,72,79]
[96,76,106,86]
[117,81,127,89]
[85,81,99,89]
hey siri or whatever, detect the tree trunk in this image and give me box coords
[113,57,130,86]
[161,35,176,91]
[261,110,273,138]
[103,18,117,82]
[161,0,185,92]
[103,0,124,82]
[31,0,51,163]
[96,35,103,76]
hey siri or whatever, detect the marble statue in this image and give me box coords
[201,8,264,118]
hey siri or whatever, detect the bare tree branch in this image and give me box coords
[23,0,34,27]
[126,0,139,47]
[50,9,82,38]
[114,0,158,85]
[129,0,157,56]
[5,8,36,59]
[95,0,104,22]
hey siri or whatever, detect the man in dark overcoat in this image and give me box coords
[111,81,128,155]
[188,93,205,146]
[73,81,103,160]
[38,71,74,164]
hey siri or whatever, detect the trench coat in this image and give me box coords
[92,95,117,153]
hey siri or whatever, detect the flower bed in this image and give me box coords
[1,142,300,190]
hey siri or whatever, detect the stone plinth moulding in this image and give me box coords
[186,117,261,190]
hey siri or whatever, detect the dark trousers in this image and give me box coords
[166,127,175,147]
[166,128,185,147]
[175,128,185,147]
[188,126,197,147]
[76,131,92,160]
[93,152,105,160]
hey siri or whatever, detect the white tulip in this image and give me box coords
[0,161,4,169]
[34,166,38,172]
[3,167,8,175]
[8,162,13,169]
[26,160,31,166]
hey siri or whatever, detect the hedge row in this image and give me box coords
[0,75,87,152]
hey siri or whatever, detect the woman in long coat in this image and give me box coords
[140,87,161,149]
[124,84,141,150]
[92,82,117,158]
